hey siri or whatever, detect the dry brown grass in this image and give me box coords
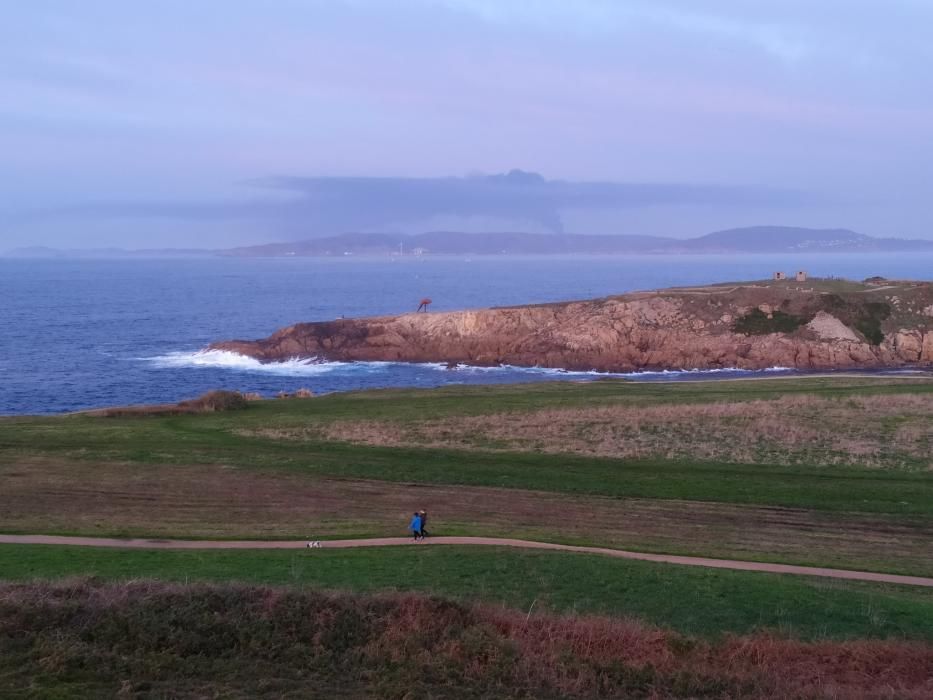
[263,394,933,469]
[4,458,932,575]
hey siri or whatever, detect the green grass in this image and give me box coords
[320,445,933,514]
[12,374,933,425]
[3,377,932,696]
[4,543,933,641]
[4,378,933,515]
[7,426,933,514]
[2,377,932,580]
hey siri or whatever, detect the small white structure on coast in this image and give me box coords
[796,270,808,282]
[773,271,787,280]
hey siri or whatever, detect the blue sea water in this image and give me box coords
[1,253,932,415]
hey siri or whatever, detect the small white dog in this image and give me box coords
[305,541,322,548]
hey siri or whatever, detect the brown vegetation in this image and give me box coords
[179,389,250,412]
[277,393,933,469]
[1,579,931,698]
[84,390,250,417]
[276,387,315,399]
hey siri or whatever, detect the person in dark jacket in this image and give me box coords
[409,512,422,541]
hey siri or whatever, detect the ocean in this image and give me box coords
[2,253,932,415]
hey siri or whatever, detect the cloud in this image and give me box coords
[6,170,814,237]
[4,1,933,246]
[252,170,814,234]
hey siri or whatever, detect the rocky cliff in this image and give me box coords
[211,279,933,372]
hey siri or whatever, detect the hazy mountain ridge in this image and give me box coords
[210,226,933,256]
[673,226,933,253]
[219,231,680,257]
[2,246,212,259]
[6,226,933,258]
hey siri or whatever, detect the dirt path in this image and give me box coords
[3,534,933,587]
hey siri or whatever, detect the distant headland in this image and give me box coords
[211,277,933,373]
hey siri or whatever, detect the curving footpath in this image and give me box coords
[2,534,933,588]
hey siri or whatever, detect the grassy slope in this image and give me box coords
[1,377,933,576]
[5,544,933,641]
[3,376,933,693]
[4,378,933,514]
[6,579,933,700]
[0,378,933,574]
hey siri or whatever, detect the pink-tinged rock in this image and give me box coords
[210,283,933,372]
[894,330,924,361]
[922,332,933,362]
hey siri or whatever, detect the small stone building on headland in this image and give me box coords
[773,270,808,282]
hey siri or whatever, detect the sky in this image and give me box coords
[2,0,933,249]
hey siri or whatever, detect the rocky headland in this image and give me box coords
[211,279,933,372]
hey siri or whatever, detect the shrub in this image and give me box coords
[180,390,250,412]
[820,295,891,345]
[733,309,808,335]
[2,580,932,699]
[855,301,891,345]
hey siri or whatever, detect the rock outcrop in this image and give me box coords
[806,312,862,343]
[211,280,933,372]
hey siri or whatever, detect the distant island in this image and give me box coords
[7,226,933,258]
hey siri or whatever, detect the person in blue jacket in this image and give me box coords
[418,509,429,538]
[409,512,423,541]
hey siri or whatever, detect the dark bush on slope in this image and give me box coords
[1,579,932,698]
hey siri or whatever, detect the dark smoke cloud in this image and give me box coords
[252,170,812,234]
[6,170,815,237]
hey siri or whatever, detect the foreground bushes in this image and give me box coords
[1,580,932,698]
[178,389,251,412]
[88,389,252,417]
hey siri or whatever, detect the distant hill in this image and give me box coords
[220,227,933,257]
[2,246,213,259]
[674,226,933,253]
[3,246,70,258]
[7,226,933,258]
[220,232,678,257]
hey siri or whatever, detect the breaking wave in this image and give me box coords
[143,350,794,381]
[436,363,794,379]
[143,350,414,376]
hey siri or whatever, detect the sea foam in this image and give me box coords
[144,350,793,381]
[144,350,390,376]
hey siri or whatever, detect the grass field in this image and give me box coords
[4,376,933,697]
[2,376,932,575]
[5,458,933,576]
[5,544,933,641]
[301,392,932,468]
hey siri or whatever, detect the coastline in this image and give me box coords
[38,368,930,419]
